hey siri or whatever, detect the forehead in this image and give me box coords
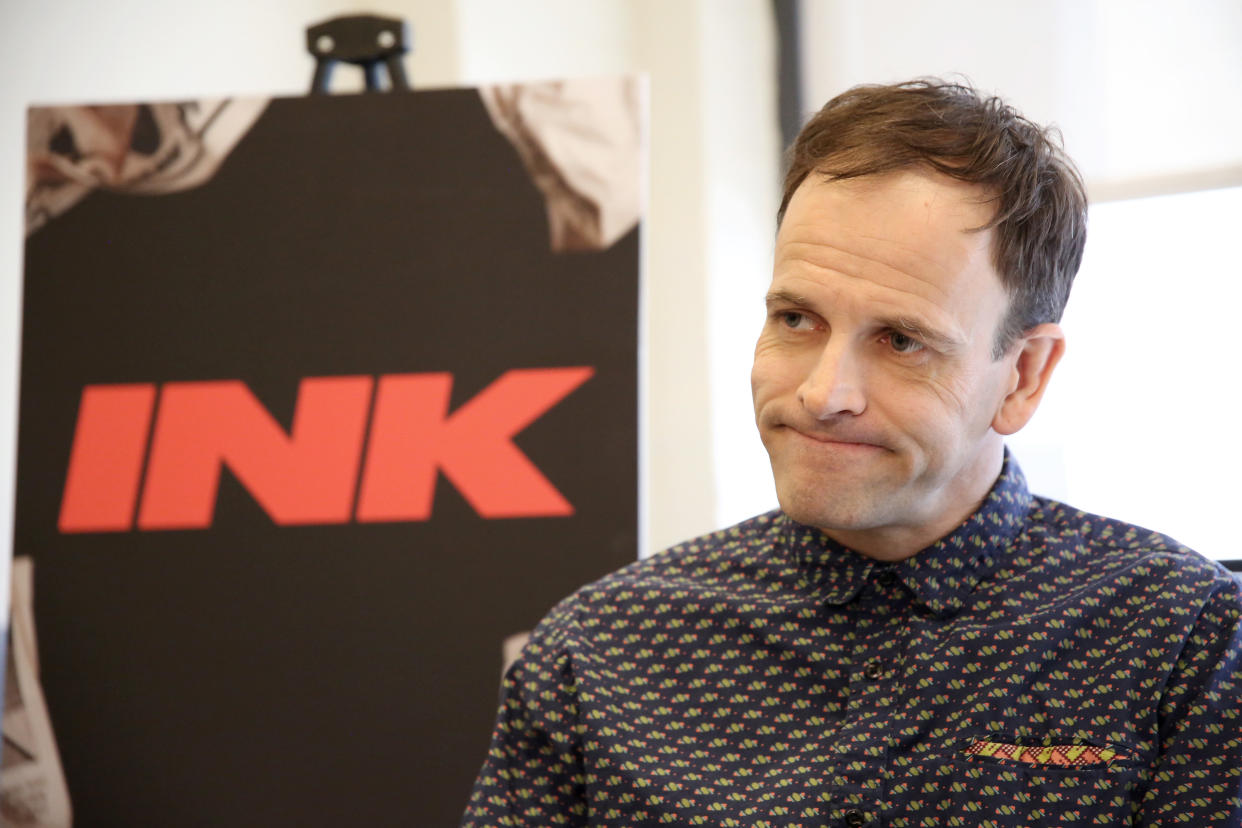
[774,169,1004,328]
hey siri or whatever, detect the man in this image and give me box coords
[462,80,1242,826]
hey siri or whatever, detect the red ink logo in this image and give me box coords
[58,367,593,532]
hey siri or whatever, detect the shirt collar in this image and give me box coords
[778,450,1032,617]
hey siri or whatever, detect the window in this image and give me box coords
[1008,185,1242,560]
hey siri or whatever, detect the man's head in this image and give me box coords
[781,79,1087,356]
[753,80,1085,559]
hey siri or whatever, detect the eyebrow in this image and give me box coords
[764,289,810,309]
[764,289,963,351]
[877,315,962,351]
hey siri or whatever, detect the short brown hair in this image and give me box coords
[781,79,1087,356]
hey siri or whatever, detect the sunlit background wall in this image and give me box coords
[1,0,1239,613]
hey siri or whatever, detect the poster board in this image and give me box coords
[7,79,642,826]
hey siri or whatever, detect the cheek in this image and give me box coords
[874,367,988,443]
[750,363,781,412]
[751,342,801,402]
[924,373,977,417]
[915,362,1010,434]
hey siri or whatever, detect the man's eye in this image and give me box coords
[780,311,811,329]
[888,331,925,353]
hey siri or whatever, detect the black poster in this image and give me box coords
[8,80,641,826]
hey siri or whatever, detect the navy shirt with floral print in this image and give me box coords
[464,454,1242,826]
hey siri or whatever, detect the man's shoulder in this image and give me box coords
[1029,493,1240,608]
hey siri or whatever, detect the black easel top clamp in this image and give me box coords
[307,14,411,93]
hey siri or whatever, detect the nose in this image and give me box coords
[797,341,866,418]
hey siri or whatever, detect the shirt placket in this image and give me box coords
[826,567,911,827]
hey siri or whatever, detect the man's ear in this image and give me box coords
[992,323,1065,436]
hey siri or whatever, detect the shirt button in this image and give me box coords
[875,568,897,587]
[863,658,884,680]
[844,809,866,827]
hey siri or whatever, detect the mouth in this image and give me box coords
[781,425,888,452]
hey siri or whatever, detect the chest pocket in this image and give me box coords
[933,733,1145,827]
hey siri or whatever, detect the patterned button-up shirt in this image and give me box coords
[463,456,1242,826]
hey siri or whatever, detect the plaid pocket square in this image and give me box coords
[964,739,1125,767]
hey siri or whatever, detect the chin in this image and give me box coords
[768,448,904,526]
[775,481,884,533]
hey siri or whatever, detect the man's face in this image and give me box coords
[752,169,1021,558]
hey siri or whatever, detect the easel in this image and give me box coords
[306,14,411,93]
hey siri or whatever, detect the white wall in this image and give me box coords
[701,8,782,529]
[1034,185,1242,557]
[798,0,1242,197]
